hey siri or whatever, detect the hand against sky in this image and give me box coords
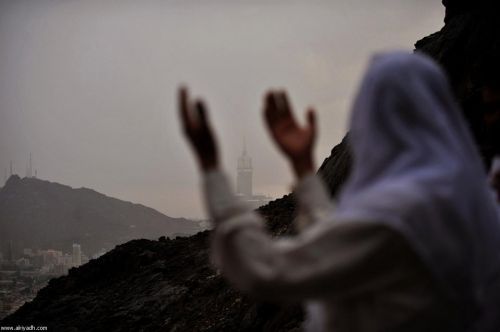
[263,90,317,178]
[178,87,219,171]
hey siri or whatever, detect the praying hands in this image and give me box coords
[179,87,317,178]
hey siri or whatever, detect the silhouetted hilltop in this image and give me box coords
[0,175,200,256]
[3,0,496,330]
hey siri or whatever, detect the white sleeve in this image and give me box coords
[202,169,255,224]
[203,169,414,302]
[293,172,335,231]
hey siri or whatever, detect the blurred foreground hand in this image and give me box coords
[178,87,219,171]
[263,90,317,178]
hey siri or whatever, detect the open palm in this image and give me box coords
[264,91,317,164]
[178,87,219,170]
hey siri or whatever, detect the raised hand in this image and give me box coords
[263,90,317,178]
[178,87,219,171]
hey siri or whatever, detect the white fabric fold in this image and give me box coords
[293,172,335,231]
[335,51,500,328]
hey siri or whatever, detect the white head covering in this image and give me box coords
[335,52,500,327]
[489,156,500,203]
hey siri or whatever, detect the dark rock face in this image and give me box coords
[0,176,200,256]
[416,0,500,166]
[2,233,303,331]
[318,136,352,198]
[417,0,500,101]
[442,0,499,23]
[3,1,496,330]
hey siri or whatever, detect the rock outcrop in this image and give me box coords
[416,0,500,166]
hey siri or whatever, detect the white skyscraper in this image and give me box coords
[72,243,82,267]
[236,142,253,198]
[235,141,273,209]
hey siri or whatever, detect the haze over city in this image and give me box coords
[0,0,444,219]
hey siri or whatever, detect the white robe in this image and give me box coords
[204,171,442,331]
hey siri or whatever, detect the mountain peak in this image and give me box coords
[4,174,21,187]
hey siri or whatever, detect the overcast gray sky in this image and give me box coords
[0,0,444,219]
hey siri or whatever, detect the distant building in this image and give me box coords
[72,244,82,267]
[16,258,30,268]
[236,143,253,197]
[235,142,273,210]
[63,253,73,267]
[42,250,62,267]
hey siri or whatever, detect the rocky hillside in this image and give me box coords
[3,0,497,330]
[0,176,200,256]
[1,139,351,331]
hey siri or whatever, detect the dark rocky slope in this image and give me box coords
[3,0,497,330]
[416,0,500,166]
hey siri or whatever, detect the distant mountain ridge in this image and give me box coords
[0,175,200,256]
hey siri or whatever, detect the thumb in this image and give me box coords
[306,108,317,133]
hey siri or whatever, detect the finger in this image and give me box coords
[194,99,218,152]
[178,86,193,130]
[307,107,317,136]
[277,91,298,125]
[264,91,280,126]
[195,99,210,128]
[277,91,292,116]
[272,92,286,117]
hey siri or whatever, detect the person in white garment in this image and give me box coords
[178,52,500,332]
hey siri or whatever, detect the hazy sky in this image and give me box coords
[0,0,444,219]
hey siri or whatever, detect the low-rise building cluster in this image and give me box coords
[0,244,100,319]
